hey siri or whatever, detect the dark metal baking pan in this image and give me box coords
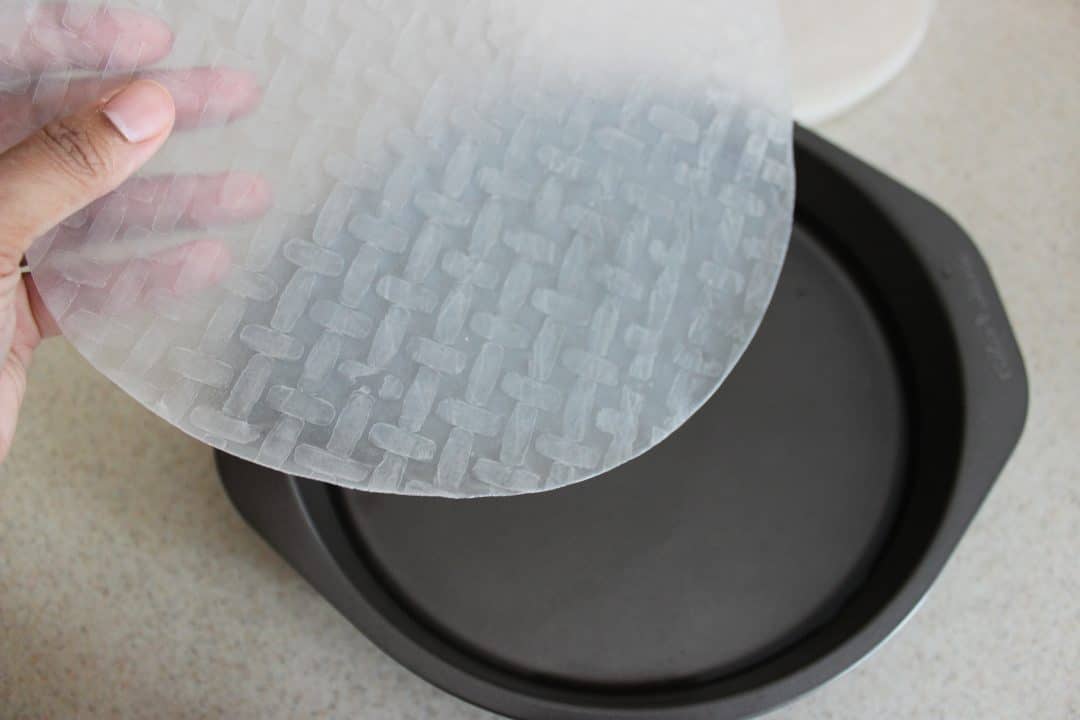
[216,126,1028,719]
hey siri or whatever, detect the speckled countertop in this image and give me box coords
[2,1,1077,718]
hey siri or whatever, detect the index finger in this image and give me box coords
[1,3,173,81]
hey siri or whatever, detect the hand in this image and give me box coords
[0,4,269,461]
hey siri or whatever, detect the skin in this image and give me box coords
[0,4,269,461]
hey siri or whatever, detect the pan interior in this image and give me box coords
[340,219,908,686]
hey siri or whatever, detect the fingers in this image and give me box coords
[23,273,59,338]
[43,172,271,267]
[0,4,173,81]
[67,172,272,235]
[26,237,231,340]
[0,78,175,264]
[36,68,261,130]
[1,67,262,150]
[148,68,263,129]
[0,285,35,461]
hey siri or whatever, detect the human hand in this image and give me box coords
[0,4,269,460]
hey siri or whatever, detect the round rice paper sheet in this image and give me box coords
[12,0,795,496]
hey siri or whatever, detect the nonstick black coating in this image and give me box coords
[218,127,1028,719]
[341,221,908,687]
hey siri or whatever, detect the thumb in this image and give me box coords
[0,79,176,271]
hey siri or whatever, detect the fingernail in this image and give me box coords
[102,80,175,143]
[219,174,268,211]
[173,241,231,294]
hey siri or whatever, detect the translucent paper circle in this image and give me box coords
[16,0,795,497]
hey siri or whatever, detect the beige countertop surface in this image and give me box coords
[2,1,1077,717]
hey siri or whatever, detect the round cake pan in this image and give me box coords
[217,126,1028,719]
